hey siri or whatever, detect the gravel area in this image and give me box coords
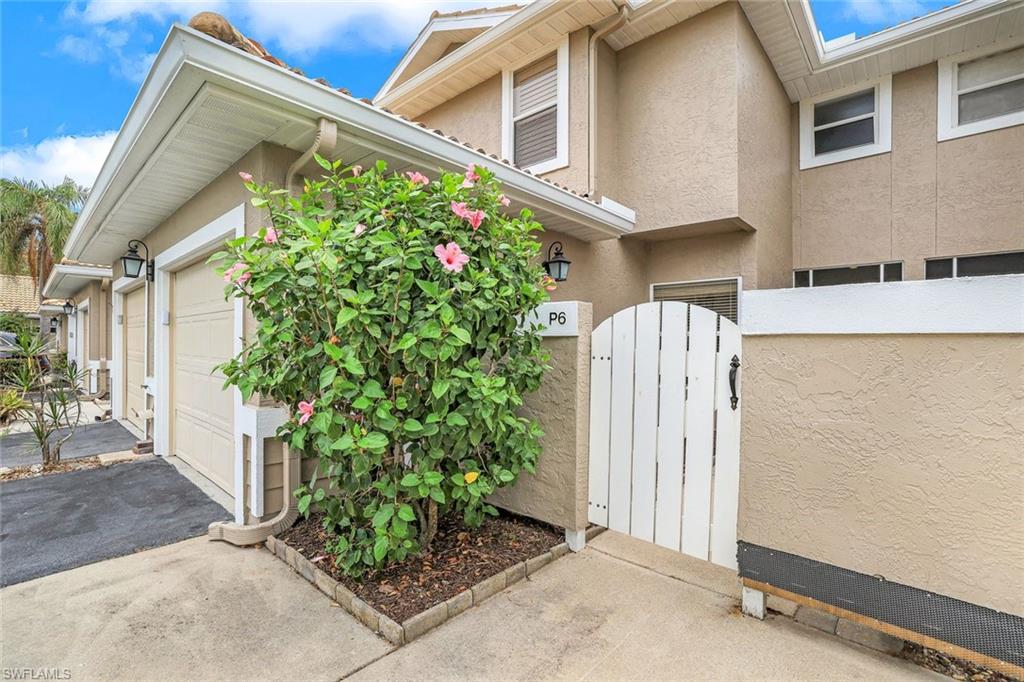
[901,642,1016,681]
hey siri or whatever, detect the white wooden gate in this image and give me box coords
[588,302,741,569]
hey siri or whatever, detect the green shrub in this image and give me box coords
[212,158,550,575]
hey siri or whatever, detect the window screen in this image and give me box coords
[652,279,738,323]
[512,53,558,168]
[793,262,902,287]
[813,88,876,156]
[928,251,1024,279]
[956,46,1024,125]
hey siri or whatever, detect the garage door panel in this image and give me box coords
[125,287,146,435]
[172,259,235,497]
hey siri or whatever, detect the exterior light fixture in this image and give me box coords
[542,241,571,282]
[121,239,153,281]
[62,300,75,316]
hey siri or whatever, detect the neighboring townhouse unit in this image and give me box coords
[376,0,1024,323]
[56,1,1022,673]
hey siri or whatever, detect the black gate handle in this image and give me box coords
[729,355,740,410]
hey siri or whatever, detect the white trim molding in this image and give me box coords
[110,275,147,430]
[501,35,569,176]
[937,40,1024,142]
[153,203,246,523]
[799,74,892,169]
[741,275,1024,335]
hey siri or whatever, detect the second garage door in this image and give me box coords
[171,259,235,497]
[124,286,147,436]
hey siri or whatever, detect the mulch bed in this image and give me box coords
[277,510,562,623]
[901,643,1015,682]
[0,457,102,482]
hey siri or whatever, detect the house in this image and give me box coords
[57,0,1022,674]
[0,274,39,324]
[40,261,114,392]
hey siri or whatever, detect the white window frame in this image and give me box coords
[925,249,1024,279]
[793,260,902,287]
[649,276,742,323]
[799,75,892,170]
[501,35,569,176]
[937,40,1024,142]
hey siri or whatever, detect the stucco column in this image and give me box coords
[489,302,592,540]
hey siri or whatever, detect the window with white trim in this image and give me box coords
[793,262,902,288]
[502,36,568,175]
[651,278,739,323]
[799,75,892,169]
[938,44,1024,141]
[925,251,1024,280]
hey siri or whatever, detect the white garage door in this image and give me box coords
[124,286,147,436]
[171,259,235,496]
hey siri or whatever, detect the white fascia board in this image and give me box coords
[42,264,114,299]
[793,0,1012,72]
[375,11,519,101]
[741,275,1024,335]
[375,0,594,111]
[66,23,633,257]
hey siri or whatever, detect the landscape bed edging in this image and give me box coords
[266,532,581,646]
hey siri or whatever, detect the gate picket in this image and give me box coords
[629,303,661,542]
[607,307,636,534]
[587,321,612,526]
[587,301,740,570]
[653,303,687,550]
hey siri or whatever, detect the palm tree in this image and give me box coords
[0,177,88,284]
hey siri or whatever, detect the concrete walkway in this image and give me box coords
[0,420,137,468]
[0,537,393,681]
[352,531,941,681]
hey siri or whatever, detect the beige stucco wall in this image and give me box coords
[738,333,1024,615]
[69,279,112,393]
[793,63,1024,278]
[489,303,592,532]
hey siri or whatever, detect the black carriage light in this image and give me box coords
[121,239,153,281]
[61,300,75,316]
[542,241,571,282]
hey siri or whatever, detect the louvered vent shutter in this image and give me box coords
[652,280,739,323]
[513,53,557,167]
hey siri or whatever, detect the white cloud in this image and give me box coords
[0,131,116,187]
[841,0,928,26]
[55,23,156,83]
[71,0,496,56]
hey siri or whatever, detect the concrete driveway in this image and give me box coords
[0,537,392,681]
[0,458,229,585]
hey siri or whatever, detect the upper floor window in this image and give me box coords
[794,261,902,288]
[502,36,568,175]
[938,43,1024,141]
[925,251,1024,279]
[799,75,892,169]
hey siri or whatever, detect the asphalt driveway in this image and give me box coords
[0,458,229,586]
[0,420,139,468]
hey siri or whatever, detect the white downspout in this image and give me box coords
[588,5,630,197]
[209,117,338,546]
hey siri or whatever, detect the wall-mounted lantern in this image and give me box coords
[49,317,58,334]
[121,239,154,281]
[62,300,75,316]
[543,241,571,282]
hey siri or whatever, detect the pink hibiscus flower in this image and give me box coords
[263,228,279,244]
[451,201,469,219]
[238,171,253,183]
[222,263,244,282]
[351,165,362,176]
[499,194,511,207]
[406,171,430,186]
[297,400,315,425]
[451,201,486,230]
[434,242,470,273]
[237,271,251,284]
[465,163,480,182]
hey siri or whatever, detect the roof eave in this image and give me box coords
[42,264,114,299]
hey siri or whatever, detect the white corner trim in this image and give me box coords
[110,275,147,423]
[238,404,289,518]
[799,74,892,170]
[153,202,246,523]
[501,35,570,176]
[741,275,1024,335]
[937,40,1024,142]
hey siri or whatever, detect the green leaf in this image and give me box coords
[357,432,389,451]
[431,380,450,399]
[449,326,471,344]
[423,471,443,486]
[323,342,344,361]
[419,320,442,339]
[372,505,394,528]
[319,365,338,389]
[373,536,389,561]
[336,308,359,327]
[403,418,423,433]
[429,488,446,504]
[398,504,416,522]
[445,412,468,427]
[416,279,440,298]
[400,473,421,487]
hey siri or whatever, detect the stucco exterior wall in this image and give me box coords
[69,279,112,393]
[738,333,1024,615]
[489,303,592,532]
[793,64,1024,277]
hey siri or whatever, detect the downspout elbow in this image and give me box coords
[285,117,339,195]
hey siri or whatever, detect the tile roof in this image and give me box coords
[0,274,39,313]
[185,11,595,204]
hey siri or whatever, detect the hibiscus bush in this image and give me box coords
[212,158,551,576]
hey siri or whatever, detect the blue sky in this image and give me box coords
[1,0,958,188]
